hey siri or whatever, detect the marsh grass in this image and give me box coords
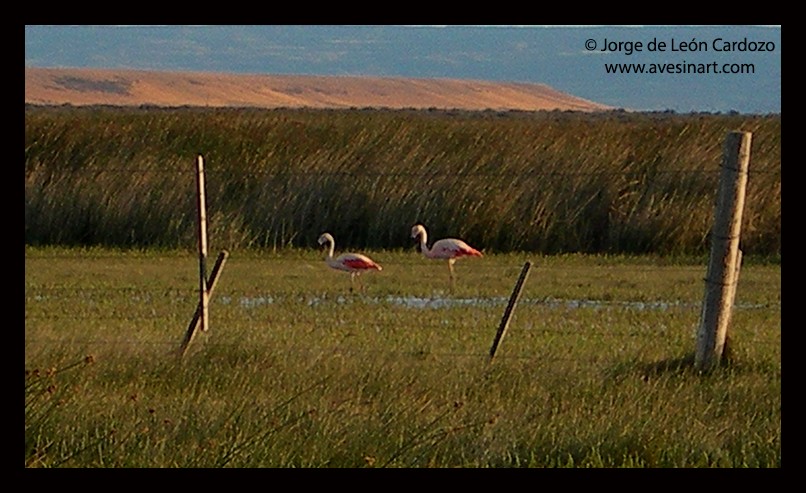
[25,248,780,467]
[25,107,781,256]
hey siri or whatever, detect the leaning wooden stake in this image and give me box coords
[695,132,751,372]
[179,250,229,358]
[489,261,532,362]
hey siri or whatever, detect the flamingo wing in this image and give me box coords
[432,239,482,259]
[336,253,383,271]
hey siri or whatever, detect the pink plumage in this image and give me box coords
[318,233,382,292]
[410,224,482,288]
[333,253,383,272]
[428,238,483,259]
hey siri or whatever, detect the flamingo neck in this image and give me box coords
[324,240,335,260]
[417,232,432,257]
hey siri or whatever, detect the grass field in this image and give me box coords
[25,247,781,467]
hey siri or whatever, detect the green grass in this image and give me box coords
[25,247,781,467]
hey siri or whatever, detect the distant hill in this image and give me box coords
[25,67,613,112]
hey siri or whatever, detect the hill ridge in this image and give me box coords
[25,67,613,112]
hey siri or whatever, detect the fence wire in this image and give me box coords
[27,167,780,176]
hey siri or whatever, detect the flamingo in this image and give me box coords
[410,224,482,288]
[318,232,382,292]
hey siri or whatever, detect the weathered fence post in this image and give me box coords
[695,132,751,372]
[177,154,232,359]
[489,261,532,362]
[197,155,209,333]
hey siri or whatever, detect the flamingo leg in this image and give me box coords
[349,272,367,293]
[448,259,456,292]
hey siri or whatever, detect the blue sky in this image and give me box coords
[24,25,781,113]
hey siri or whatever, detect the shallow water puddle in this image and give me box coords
[27,293,772,311]
[223,294,729,311]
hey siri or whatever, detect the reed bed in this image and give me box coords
[25,106,781,256]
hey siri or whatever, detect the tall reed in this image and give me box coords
[25,106,781,255]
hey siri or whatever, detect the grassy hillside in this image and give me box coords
[24,106,781,256]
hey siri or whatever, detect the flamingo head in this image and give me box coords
[318,232,334,246]
[410,224,426,240]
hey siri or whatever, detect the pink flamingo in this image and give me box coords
[318,232,382,292]
[410,224,482,288]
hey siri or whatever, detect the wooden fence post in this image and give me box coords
[177,154,234,360]
[489,261,532,362]
[197,155,209,333]
[695,132,751,372]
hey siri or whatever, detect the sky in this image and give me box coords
[24,25,781,114]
